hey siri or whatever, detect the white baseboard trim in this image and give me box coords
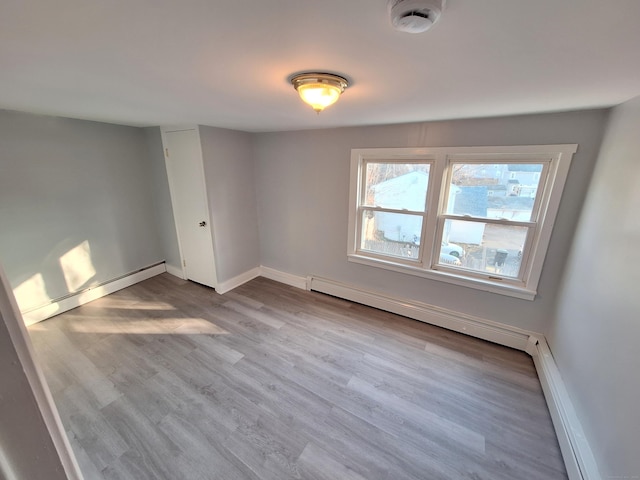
[308,275,533,351]
[531,337,600,480]
[165,263,185,279]
[216,267,261,295]
[21,263,167,326]
[260,266,308,290]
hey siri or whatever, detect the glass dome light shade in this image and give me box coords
[291,73,348,113]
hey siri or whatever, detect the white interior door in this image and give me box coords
[162,127,217,288]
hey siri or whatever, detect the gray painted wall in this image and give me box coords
[549,97,640,477]
[0,110,164,312]
[144,127,181,272]
[253,110,608,333]
[199,125,260,283]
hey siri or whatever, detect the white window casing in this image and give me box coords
[347,145,578,300]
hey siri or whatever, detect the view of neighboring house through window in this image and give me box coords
[348,145,577,299]
[360,162,431,261]
[439,162,545,279]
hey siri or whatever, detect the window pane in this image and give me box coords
[439,219,528,278]
[360,210,422,259]
[448,163,543,221]
[365,163,430,211]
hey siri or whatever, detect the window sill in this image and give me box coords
[347,253,537,301]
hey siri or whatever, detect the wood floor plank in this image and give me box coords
[323,405,478,480]
[346,375,487,454]
[297,442,368,480]
[28,274,568,480]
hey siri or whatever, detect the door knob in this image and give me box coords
[199,221,206,227]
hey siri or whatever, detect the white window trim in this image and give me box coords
[347,145,578,301]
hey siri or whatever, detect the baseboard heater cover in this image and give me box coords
[308,275,532,351]
[531,338,601,480]
[21,262,167,325]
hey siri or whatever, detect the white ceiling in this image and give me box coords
[1,0,639,132]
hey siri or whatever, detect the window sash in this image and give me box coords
[359,205,428,216]
[355,209,428,266]
[356,160,434,266]
[434,158,552,283]
[360,160,432,207]
[442,159,551,223]
[438,214,535,228]
[433,218,536,284]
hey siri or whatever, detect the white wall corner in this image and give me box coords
[259,266,308,290]
[165,263,185,279]
[532,337,601,480]
[215,267,261,295]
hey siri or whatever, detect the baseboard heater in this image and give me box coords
[21,261,166,325]
[307,275,532,351]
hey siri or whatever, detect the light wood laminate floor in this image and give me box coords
[29,274,568,479]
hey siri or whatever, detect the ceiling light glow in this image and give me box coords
[290,72,349,113]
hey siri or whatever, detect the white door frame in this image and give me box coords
[160,125,218,287]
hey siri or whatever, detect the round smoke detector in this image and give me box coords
[388,0,445,34]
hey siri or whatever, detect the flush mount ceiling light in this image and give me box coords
[290,72,349,113]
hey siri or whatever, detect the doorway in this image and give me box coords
[161,127,217,289]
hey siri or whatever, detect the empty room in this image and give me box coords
[1,1,639,479]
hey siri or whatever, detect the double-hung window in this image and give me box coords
[347,145,577,300]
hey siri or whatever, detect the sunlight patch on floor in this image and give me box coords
[83,300,177,311]
[48,317,230,335]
